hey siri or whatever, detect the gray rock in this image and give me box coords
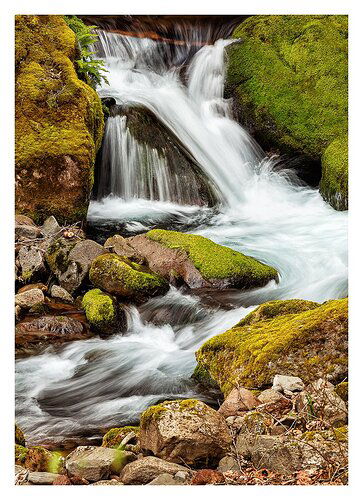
[15,288,44,309]
[147,473,180,485]
[15,224,41,240]
[66,446,135,482]
[272,374,304,395]
[174,470,190,481]
[41,216,61,236]
[18,245,46,282]
[217,455,240,473]
[28,472,61,485]
[50,284,74,303]
[120,456,188,485]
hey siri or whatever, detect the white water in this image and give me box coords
[16,30,347,446]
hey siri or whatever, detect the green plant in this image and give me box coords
[64,15,109,89]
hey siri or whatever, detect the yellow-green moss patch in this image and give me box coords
[321,135,348,210]
[82,288,121,334]
[102,426,139,448]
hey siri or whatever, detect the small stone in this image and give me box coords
[15,224,41,240]
[42,216,61,236]
[50,284,74,303]
[92,479,122,485]
[217,455,240,473]
[15,214,36,226]
[15,289,44,309]
[272,374,304,395]
[28,471,61,485]
[120,456,188,485]
[218,387,261,417]
[147,473,180,485]
[18,283,47,294]
[53,474,72,485]
[191,469,225,485]
[18,246,46,282]
[258,388,287,404]
[174,470,189,481]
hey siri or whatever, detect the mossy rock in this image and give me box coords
[146,229,278,289]
[195,298,348,395]
[15,15,104,224]
[82,288,126,335]
[226,15,347,210]
[15,444,57,472]
[45,236,77,276]
[102,426,140,448]
[89,253,169,301]
[234,299,320,327]
[15,425,25,446]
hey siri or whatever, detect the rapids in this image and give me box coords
[15,27,347,447]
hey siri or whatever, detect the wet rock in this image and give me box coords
[15,288,44,309]
[89,253,169,301]
[272,374,304,395]
[82,288,126,335]
[129,230,278,290]
[41,216,61,236]
[104,234,145,264]
[49,284,74,303]
[218,387,261,417]
[217,455,240,473]
[295,378,347,427]
[120,456,188,485]
[191,469,225,485]
[139,399,232,466]
[66,446,135,482]
[28,471,61,485]
[258,388,287,404]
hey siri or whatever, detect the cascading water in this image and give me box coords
[15,26,348,448]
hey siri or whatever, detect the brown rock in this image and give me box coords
[15,224,41,240]
[53,474,72,485]
[258,388,287,405]
[28,471,61,485]
[18,283,48,294]
[15,214,36,226]
[139,399,232,466]
[104,235,145,264]
[218,387,261,417]
[120,456,188,485]
[15,289,44,309]
[191,469,225,485]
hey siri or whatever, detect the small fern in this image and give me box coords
[64,15,109,89]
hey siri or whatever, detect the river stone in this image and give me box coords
[120,456,188,485]
[15,214,36,227]
[50,284,74,303]
[258,388,287,404]
[217,455,240,473]
[104,234,145,264]
[41,216,61,236]
[139,399,232,465]
[218,387,261,417]
[28,471,61,485]
[272,375,304,395]
[15,288,44,309]
[18,246,46,282]
[147,473,181,485]
[58,239,107,293]
[15,224,41,240]
[66,446,135,482]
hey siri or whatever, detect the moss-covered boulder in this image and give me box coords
[15,425,26,446]
[15,15,104,224]
[234,299,320,327]
[195,298,347,395]
[15,445,55,472]
[89,253,169,301]
[128,229,278,290]
[82,288,126,335]
[102,426,139,448]
[226,15,348,210]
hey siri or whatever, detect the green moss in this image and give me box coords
[89,253,169,300]
[82,288,119,334]
[335,381,348,402]
[302,426,348,443]
[320,135,348,210]
[226,15,347,209]
[146,229,278,287]
[45,237,76,275]
[15,15,104,224]
[15,444,54,472]
[102,426,140,448]
[234,299,320,327]
[15,424,25,446]
[195,298,348,395]
[140,399,205,428]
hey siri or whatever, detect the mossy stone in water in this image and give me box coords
[82,288,125,335]
[89,253,169,301]
[320,135,348,210]
[146,229,278,288]
[195,298,348,395]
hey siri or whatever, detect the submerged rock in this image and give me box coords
[89,253,169,301]
[225,15,347,209]
[195,298,348,394]
[129,229,278,290]
[120,456,188,485]
[82,288,126,335]
[139,399,232,466]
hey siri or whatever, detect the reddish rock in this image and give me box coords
[218,387,261,417]
[53,475,72,485]
[191,469,225,485]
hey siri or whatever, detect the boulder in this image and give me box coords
[129,230,278,289]
[139,399,232,465]
[89,253,169,301]
[17,245,47,283]
[120,456,188,485]
[295,378,347,427]
[225,15,347,209]
[104,234,145,264]
[28,471,62,485]
[82,289,126,335]
[195,298,347,394]
[15,288,44,309]
[102,426,139,448]
[49,284,74,303]
[272,374,304,395]
[65,446,135,482]
[218,387,261,417]
[15,15,104,224]
[45,237,78,277]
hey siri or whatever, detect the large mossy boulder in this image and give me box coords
[82,288,126,335]
[89,253,169,301]
[15,15,104,224]
[194,298,348,395]
[129,229,278,289]
[226,15,348,210]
